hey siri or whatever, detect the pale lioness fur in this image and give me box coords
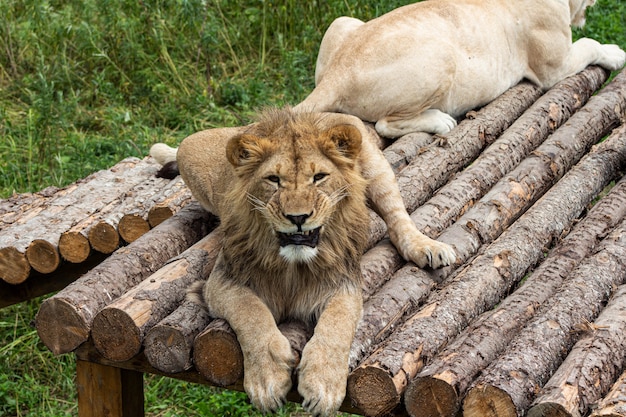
[294,0,626,137]
[150,108,455,416]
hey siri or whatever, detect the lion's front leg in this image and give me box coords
[361,138,457,268]
[298,287,363,416]
[203,256,295,412]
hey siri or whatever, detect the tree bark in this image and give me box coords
[382,132,435,173]
[527,283,626,417]
[143,297,212,373]
[35,202,216,355]
[346,90,626,417]
[352,69,612,373]
[463,218,626,417]
[90,228,222,362]
[406,171,626,417]
[0,157,159,283]
[591,369,626,417]
[146,177,193,227]
[0,185,60,228]
[361,66,608,293]
[366,79,545,248]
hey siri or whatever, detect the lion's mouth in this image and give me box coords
[277,227,321,248]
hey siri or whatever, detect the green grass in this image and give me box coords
[0,0,624,415]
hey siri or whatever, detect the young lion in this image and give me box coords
[150,108,455,416]
[294,0,625,137]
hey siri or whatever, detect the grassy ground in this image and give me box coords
[0,0,624,416]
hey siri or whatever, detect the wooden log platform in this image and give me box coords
[3,66,626,417]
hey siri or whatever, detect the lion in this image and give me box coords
[150,108,456,416]
[293,0,626,137]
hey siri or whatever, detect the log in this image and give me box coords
[527,283,626,417]
[382,132,434,173]
[346,94,626,417]
[146,177,192,227]
[405,172,626,417]
[35,202,216,355]
[0,157,159,283]
[360,66,607,293]
[193,318,242,386]
[90,228,223,362]
[143,297,212,373]
[463,216,626,417]
[591,370,626,417]
[0,185,59,228]
[0,252,107,308]
[193,318,312,387]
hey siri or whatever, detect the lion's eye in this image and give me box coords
[266,175,280,185]
[313,173,328,183]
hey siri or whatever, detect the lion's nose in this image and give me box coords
[285,213,311,231]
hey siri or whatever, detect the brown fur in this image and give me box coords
[150,108,456,415]
[217,109,369,323]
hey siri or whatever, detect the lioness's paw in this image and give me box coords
[599,44,626,70]
[409,240,457,269]
[243,334,295,413]
[298,338,348,416]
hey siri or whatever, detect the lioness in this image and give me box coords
[294,0,626,137]
[150,109,455,415]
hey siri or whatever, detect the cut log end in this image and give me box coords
[91,308,142,362]
[463,384,518,417]
[405,376,459,417]
[193,321,243,387]
[347,365,401,417]
[59,232,91,263]
[36,298,90,355]
[88,222,120,254]
[148,206,174,228]
[144,325,193,373]
[527,403,572,417]
[0,246,31,284]
[118,214,150,243]
[26,239,60,274]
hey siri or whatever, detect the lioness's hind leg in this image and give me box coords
[375,109,457,137]
[314,16,364,85]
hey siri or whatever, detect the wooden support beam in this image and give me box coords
[76,359,144,417]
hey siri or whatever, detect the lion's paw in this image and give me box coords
[243,333,296,413]
[298,337,348,416]
[599,44,625,71]
[408,239,457,269]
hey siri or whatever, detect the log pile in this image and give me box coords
[0,156,194,295]
[27,66,626,417]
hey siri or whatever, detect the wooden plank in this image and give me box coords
[76,359,144,417]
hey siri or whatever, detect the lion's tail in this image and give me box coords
[149,143,180,179]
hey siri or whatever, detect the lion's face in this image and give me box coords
[225,115,366,264]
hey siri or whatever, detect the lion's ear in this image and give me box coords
[226,134,272,167]
[323,124,362,160]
